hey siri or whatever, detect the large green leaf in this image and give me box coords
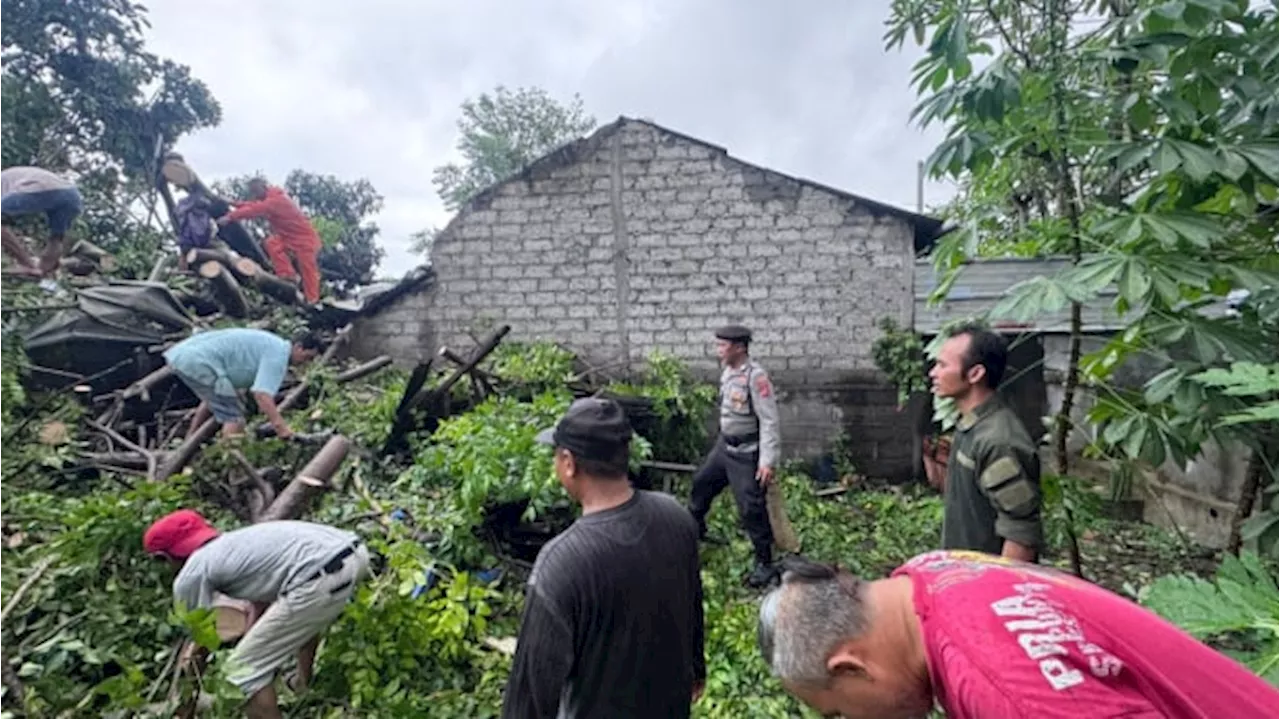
[1236,142,1280,183]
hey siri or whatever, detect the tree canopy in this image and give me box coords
[432,86,597,212]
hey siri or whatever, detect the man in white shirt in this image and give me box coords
[1,166,82,276]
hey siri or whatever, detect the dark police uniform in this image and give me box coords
[688,326,781,584]
[942,395,1044,556]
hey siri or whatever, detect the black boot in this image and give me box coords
[746,545,776,589]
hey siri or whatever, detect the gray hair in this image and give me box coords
[758,563,870,685]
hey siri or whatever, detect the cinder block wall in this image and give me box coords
[353,119,922,478]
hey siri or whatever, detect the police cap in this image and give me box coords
[714,325,752,343]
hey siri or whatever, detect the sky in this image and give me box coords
[142,0,956,278]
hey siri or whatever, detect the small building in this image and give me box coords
[352,116,948,479]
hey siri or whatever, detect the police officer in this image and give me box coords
[928,324,1043,561]
[688,325,781,588]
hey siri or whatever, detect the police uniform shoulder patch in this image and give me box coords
[754,373,773,398]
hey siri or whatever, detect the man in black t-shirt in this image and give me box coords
[501,398,707,719]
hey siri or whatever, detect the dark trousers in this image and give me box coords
[688,439,773,564]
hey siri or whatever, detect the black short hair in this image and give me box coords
[293,331,324,352]
[570,448,630,480]
[950,323,1008,389]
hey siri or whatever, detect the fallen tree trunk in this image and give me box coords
[257,435,351,521]
[198,261,248,318]
[68,240,116,272]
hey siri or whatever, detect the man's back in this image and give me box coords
[164,328,290,396]
[1,167,73,198]
[173,520,357,610]
[503,491,705,719]
[895,551,1278,719]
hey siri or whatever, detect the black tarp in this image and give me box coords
[23,281,195,392]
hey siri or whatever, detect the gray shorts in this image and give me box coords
[224,545,370,695]
[1,188,83,236]
[173,370,243,423]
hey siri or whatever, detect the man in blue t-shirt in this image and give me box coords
[164,328,323,439]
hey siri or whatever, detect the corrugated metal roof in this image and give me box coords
[913,256,1128,335]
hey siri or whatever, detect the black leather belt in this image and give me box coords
[302,543,360,594]
[723,433,759,447]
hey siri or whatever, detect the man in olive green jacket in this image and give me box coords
[928,324,1043,561]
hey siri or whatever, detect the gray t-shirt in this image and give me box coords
[173,521,358,609]
[1,167,74,198]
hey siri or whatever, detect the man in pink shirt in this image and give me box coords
[758,551,1278,719]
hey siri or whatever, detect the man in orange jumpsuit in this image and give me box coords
[219,178,323,303]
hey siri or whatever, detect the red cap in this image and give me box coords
[143,509,220,559]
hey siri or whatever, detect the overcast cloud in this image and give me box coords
[143,0,955,277]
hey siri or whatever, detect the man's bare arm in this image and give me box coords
[252,391,292,439]
[1001,539,1038,562]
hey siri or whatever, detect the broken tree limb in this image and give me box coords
[334,356,392,383]
[68,240,116,272]
[121,365,176,403]
[198,261,248,318]
[432,325,511,399]
[1,555,55,624]
[230,449,276,516]
[258,435,351,521]
[87,419,159,480]
[382,359,435,453]
[766,482,801,554]
[439,347,499,383]
[78,452,156,471]
[148,254,172,283]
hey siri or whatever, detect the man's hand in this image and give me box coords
[215,216,230,227]
[275,424,295,440]
[692,680,705,702]
[756,465,775,486]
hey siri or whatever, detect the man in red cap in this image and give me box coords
[144,509,369,719]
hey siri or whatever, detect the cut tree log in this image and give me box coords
[186,248,247,279]
[233,256,303,306]
[68,240,116,272]
[59,256,98,276]
[197,260,248,318]
[257,435,351,522]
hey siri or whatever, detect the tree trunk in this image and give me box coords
[1228,426,1276,554]
[335,356,393,383]
[257,435,351,521]
[1047,0,1085,578]
[197,261,248,318]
